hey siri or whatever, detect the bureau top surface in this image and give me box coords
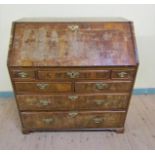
[8,18,138,67]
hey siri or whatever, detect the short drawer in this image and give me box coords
[111,70,136,80]
[14,82,72,93]
[77,94,129,110]
[38,69,110,80]
[75,81,133,93]
[11,70,35,80]
[16,95,76,111]
[21,111,126,130]
[16,94,129,111]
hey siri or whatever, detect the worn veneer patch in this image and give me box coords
[9,22,136,66]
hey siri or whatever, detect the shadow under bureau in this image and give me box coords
[7,18,139,134]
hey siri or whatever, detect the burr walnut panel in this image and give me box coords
[75,81,132,93]
[16,94,129,111]
[14,82,73,93]
[17,94,76,111]
[76,94,129,110]
[38,69,110,80]
[21,111,126,130]
[9,22,137,67]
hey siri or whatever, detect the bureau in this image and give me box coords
[7,18,139,134]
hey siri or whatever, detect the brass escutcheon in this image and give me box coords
[93,117,104,124]
[95,100,106,105]
[68,111,78,118]
[67,71,80,79]
[39,99,49,106]
[36,83,49,90]
[18,72,28,78]
[68,95,78,101]
[96,83,109,90]
[68,24,79,32]
[42,118,54,124]
[117,72,128,78]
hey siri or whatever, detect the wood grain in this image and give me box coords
[8,22,138,67]
[75,81,133,93]
[21,111,126,130]
[16,94,129,111]
[14,82,73,93]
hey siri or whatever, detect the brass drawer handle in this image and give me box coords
[42,118,54,124]
[68,111,78,117]
[117,72,128,78]
[68,95,78,101]
[93,117,104,124]
[96,83,109,90]
[68,24,79,32]
[67,71,80,79]
[36,83,48,90]
[95,100,106,105]
[39,99,49,106]
[17,72,28,78]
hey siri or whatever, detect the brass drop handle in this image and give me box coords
[95,100,106,105]
[117,72,128,78]
[67,71,80,79]
[18,72,28,78]
[68,95,78,101]
[39,99,49,106]
[36,83,48,90]
[68,24,79,32]
[93,117,104,124]
[42,118,54,124]
[68,111,78,118]
[96,83,109,90]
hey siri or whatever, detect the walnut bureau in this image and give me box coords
[7,18,139,134]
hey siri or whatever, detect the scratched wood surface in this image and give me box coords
[8,22,137,66]
[0,95,155,150]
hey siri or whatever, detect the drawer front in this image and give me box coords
[111,70,135,80]
[16,94,129,111]
[21,111,126,130]
[11,70,35,80]
[38,70,110,80]
[75,111,125,128]
[77,94,129,110]
[16,95,75,110]
[75,81,132,93]
[21,111,75,129]
[14,82,72,93]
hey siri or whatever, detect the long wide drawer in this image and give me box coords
[21,111,126,130]
[38,69,110,80]
[16,94,129,111]
[14,82,73,93]
[75,81,133,93]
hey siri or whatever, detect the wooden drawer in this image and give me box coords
[16,94,129,111]
[77,94,129,110]
[75,111,125,129]
[21,111,126,130]
[16,95,75,110]
[111,70,135,80]
[75,81,133,93]
[14,82,72,93]
[38,69,110,80]
[11,70,35,80]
